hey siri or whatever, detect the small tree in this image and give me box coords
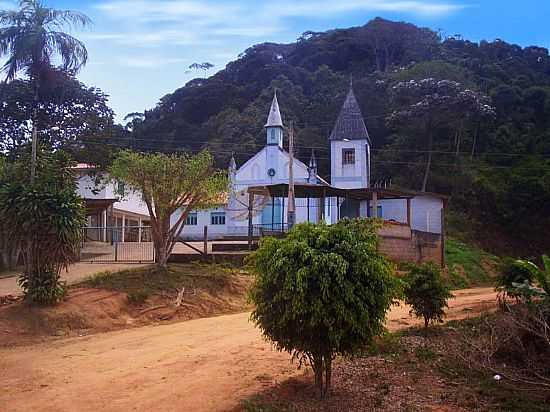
[248,219,398,397]
[404,263,453,331]
[0,149,85,304]
[109,150,227,268]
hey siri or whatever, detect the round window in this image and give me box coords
[267,168,276,177]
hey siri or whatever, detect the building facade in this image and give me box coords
[175,86,445,242]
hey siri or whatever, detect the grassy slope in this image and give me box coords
[445,238,501,289]
[78,263,246,298]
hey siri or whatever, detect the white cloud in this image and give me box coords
[117,56,187,68]
[268,0,468,18]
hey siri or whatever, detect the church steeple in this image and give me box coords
[265,91,284,147]
[308,149,318,184]
[329,85,370,143]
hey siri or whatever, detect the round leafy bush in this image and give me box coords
[248,219,398,397]
[404,263,453,330]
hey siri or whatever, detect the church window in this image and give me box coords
[342,148,355,165]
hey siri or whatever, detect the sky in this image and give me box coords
[1,0,549,122]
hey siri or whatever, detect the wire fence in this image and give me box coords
[80,226,155,263]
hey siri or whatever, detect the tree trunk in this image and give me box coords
[312,353,324,398]
[324,355,332,397]
[421,127,434,192]
[152,217,172,268]
[30,74,40,184]
[470,121,480,160]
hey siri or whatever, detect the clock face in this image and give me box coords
[267,168,276,177]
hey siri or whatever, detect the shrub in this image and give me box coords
[0,150,85,305]
[248,219,399,397]
[404,263,453,331]
[127,291,149,305]
[497,258,538,299]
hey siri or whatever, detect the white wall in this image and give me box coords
[76,171,150,217]
[378,196,443,234]
[172,206,228,240]
[330,140,370,188]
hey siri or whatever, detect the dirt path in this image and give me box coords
[0,287,497,412]
[0,263,147,296]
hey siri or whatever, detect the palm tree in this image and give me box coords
[0,0,91,182]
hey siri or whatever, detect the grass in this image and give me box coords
[77,262,246,299]
[445,238,501,289]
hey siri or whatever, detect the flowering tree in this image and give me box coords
[388,79,495,191]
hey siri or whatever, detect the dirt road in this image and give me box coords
[0,287,497,412]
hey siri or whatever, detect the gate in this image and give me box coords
[80,226,155,263]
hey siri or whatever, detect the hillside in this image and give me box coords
[126,18,550,256]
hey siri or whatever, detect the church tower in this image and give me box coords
[265,91,284,148]
[329,84,371,189]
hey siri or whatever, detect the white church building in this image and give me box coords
[175,86,447,251]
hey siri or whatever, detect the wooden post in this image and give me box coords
[121,215,125,243]
[406,198,412,227]
[372,191,379,218]
[138,217,142,243]
[248,192,254,250]
[287,121,296,228]
[320,188,326,222]
[203,225,208,256]
[440,208,446,268]
[306,196,310,222]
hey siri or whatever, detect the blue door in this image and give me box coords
[262,198,282,230]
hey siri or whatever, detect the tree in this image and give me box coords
[248,219,399,397]
[0,0,91,182]
[404,263,453,331]
[109,150,227,267]
[0,76,116,166]
[0,149,85,304]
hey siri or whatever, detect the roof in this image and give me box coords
[329,87,370,142]
[247,184,420,201]
[264,92,283,128]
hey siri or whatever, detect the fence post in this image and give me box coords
[114,242,118,262]
[203,225,208,256]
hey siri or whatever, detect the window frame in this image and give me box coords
[210,212,226,225]
[342,148,355,166]
[185,212,198,226]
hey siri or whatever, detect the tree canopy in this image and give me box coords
[108,150,228,267]
[248,219,399,396]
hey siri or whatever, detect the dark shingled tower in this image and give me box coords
[329,86,370,143]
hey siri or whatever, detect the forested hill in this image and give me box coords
[128,18,550,256]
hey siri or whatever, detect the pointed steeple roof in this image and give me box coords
[329,86,370,142]
[228,153,237,171]
[264,91,283,128]
[309,149,317,168]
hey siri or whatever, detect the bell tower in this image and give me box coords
[329,84,371,189]
[265,91,284,148]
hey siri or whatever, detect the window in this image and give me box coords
[342,148,355,165]
[211,212,226,225]
[185,212,198,226]
[117,181,125,194]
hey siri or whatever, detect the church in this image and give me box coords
[176,85,446,264]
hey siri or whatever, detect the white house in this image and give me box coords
[174,86,446,241]
[75,164,151,243]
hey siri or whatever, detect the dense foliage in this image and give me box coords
[248,219,398,396]
[0,75,117,165]
[0,150,85,304]
[127,18,550,256]
[108,150,227,267]
[404,263,453,330]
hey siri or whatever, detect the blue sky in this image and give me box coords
[1,0,549,122]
